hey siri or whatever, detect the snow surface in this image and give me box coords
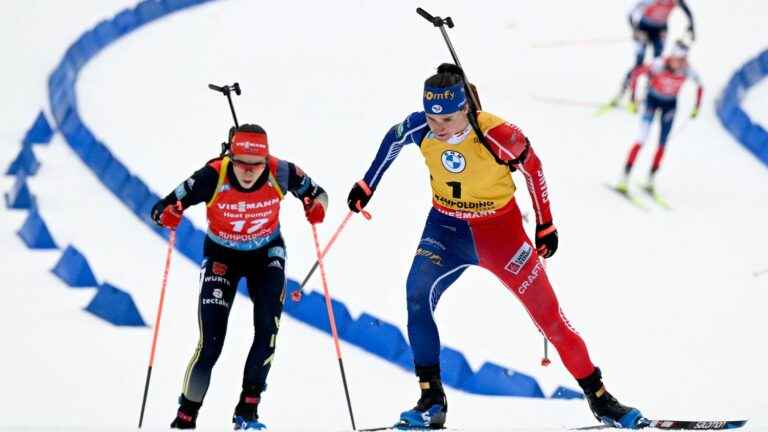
[1,0,767,431]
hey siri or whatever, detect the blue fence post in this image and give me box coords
[17,210,57,249]
[6,146,40,176]
[462,362,545,397]
[5,172,35,209]
[550,386,584,400]
[344,313,410,361]
[22,111,54,146]
[85,282,146,326]
[52,245,99,287]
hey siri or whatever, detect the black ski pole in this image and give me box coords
[415,8,482,113]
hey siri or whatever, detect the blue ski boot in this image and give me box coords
[397,365,447,430]
[578,368,644,429]
[170,394,202,429]
[232,391,266,430]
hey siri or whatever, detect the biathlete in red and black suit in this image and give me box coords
[346,64,645,429]
[618,40,702,193]
[151,124,328,430]
[613,0,695,105]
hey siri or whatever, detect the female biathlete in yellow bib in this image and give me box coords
[347,64,644,429]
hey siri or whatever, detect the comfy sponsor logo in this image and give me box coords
[517,261,543,295]
[424,89,455,101]
[504,243,533,275]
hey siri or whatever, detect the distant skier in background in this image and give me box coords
[611,0,695,109]
[151,124,328,430]
[617,40,702,196]
[347,63,645,430]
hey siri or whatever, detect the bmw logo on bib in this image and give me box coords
[441,150,466,173]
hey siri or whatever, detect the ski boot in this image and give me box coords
[642,179,656,196]
[170,394,202,429]
[615,172,631,195]
[616,178,630,194]
[578,368,644,429]
[397,365,447,430]
[232,389,266,430]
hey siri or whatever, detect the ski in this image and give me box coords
[594,102,618,117]
[639,184,672,210]
[642,419,748,430]
[358,426,449,432]
[571,418,748,431]
[361,419,747,432]
[530,94,608,109]
[604,183,648,211]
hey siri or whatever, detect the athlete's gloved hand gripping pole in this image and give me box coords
[138,201,182,428]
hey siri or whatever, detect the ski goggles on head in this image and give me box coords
[423,82,466,115]
[231,158,266,170]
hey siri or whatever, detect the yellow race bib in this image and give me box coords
[420,112,516,217]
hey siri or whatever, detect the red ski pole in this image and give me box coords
[540,258,551,367]
[138,229,177,428]
[310,223,356,430]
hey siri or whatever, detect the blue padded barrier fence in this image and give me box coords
[716,49,768,167]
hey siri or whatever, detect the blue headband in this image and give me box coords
[423,82,466,115]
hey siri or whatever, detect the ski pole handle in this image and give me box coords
[208,83,225,93]
[416,7,436,24]
[208,82,241,96]
[416,7,454,28]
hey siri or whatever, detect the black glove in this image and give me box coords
[347,180,373,212]
[150,200,166,227]
[535,223,559,258]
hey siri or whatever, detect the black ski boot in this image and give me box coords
[170,394,202,429]
[578,367,644,429]
[232,387,266,430]
[397,365,447,429]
